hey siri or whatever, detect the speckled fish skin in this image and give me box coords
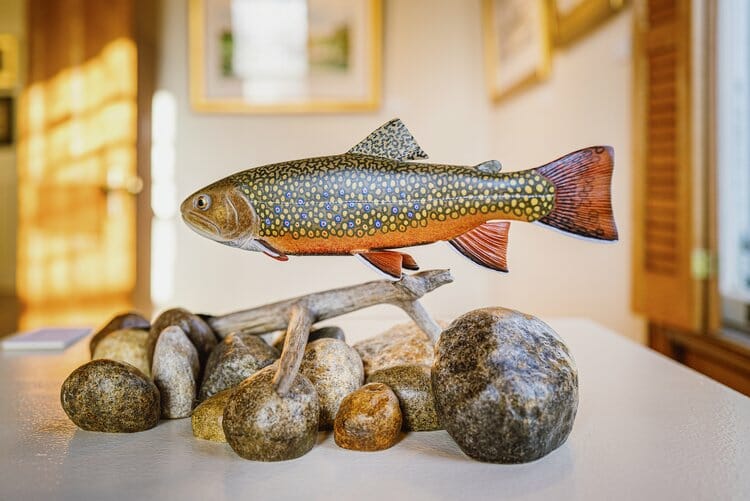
[224,153,554,255]
[181,119,618,275]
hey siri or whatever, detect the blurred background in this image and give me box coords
[0,0,748,393]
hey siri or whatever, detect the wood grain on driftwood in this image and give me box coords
[208,270,452,395]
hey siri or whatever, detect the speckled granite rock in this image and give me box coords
[333,382,402,451]
[223,366,319,461]
[367,365,440,431]
[89,312,149,356]
[92,329,151,378]
[152,326,200,419]
[60,359,160,433]
[191,388,234,442]
[272,325,346,351]
[432,307,578,464]
[299,338,364,429]
[199,333,279,401]
[353,322,443,377]
[148,308,217,366]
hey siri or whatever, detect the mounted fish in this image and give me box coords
[181,119,618,279]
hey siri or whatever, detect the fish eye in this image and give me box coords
[194,194,211,211]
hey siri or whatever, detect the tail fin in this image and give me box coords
[536,146,618,241]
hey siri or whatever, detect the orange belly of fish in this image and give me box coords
[265,210,526,255]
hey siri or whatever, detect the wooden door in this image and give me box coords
[16,0,144,328]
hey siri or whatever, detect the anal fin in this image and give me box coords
[356,250,418,279]
[449,221,510,272]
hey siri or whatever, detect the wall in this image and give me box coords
[0,0,24,294]
[155,0,644,342]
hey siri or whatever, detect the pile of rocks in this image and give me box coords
[60,307,578,464]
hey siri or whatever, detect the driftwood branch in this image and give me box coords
[207,270,452,396]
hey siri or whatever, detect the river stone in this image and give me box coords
[353,321,442,377]
[191,387,234,442]
[199,333,279,401]
[223,366,319,461]
[92,328,151,378]
[89,312,149,356]
[432,307,578,464]
[299,338,364,429]
[367,365,440,431]
[333,382,402,451]
[148,308,217,366]
[152,326,200,418]
[60,359,160,433]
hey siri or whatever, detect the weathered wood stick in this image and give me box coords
[207,270,452,396]
[207,269,452,340]
[272,303,314,395]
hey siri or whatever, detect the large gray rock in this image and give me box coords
[148,308,217,366]
[199,333,279,401]
[60,359,160,433]
[152,326,200,418]
[367,365,440,431]
[299,338,363,429]
[223,366,319,461]
[432,307,578,464]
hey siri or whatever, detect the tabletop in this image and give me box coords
[1,318,749,501]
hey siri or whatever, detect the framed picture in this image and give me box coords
[0,97,12,146]
[0,34,19,90]
[553,0,627,47]
[189,0,382,114]
[482,0,552,103]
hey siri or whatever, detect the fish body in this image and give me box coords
[181,119,618,278]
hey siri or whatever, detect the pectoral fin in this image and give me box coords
[355,250,419,279]
[256,239,289,262]
[448,221,510,272]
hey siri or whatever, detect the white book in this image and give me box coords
[1,327,91,351]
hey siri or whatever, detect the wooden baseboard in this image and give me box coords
[649,323,750,396]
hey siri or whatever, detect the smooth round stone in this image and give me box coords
[191,388,234,442]
[223,366,319,461]
[148,308,217,366]
[367,365,440,431]
[199,333,279,401]
[152,326,200,419]
[353,321,441,377]
[60,359,160,433]
[299,338,364,429]
[89,312,149,356]
[333,382,402,452]
[92,328,151,378]
[432,307,578,464]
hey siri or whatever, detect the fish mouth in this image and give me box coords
[182,210,224,240]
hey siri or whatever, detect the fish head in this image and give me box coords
[180,181,258,245]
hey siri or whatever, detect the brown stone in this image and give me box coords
[367,365,440,431]
[92,328,151,378]
[353,321,443,377]
[191,388,234,442]
[223,366,319,461]
[333,382,402,451]
[148,308,217,366]
[299,338,363,429]
[89,312,149,356]
[60,359,160,433]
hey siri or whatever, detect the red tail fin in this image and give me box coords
[536,146,618,241]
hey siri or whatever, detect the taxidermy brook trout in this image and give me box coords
[181,119,618,279]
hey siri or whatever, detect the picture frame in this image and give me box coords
[0,34,19,90]
[188,0,382,114]
[0,97,13,146]
[552,0,628,47]
[482,0,552,103]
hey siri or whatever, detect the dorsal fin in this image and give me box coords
[348,118,428,161]
[475,160,502,173]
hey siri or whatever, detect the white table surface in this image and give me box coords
[1,318,749,501]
